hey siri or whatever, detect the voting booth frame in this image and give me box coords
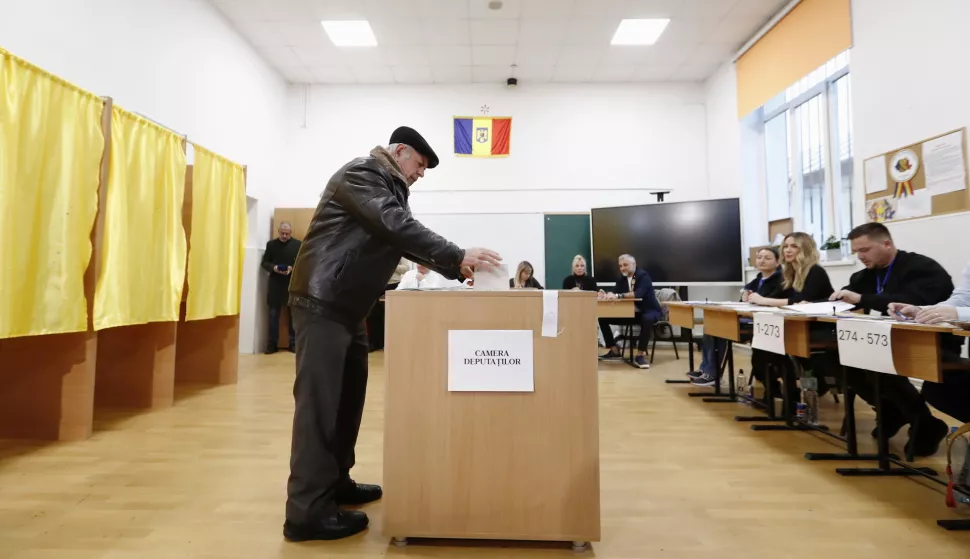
[382,290,601,549]
[0,97,239,442]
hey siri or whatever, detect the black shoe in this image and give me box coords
[598,349,623,360]
[283,509,368,541]
[905,416,949,458]
[871,404,909,440]
[690,372,716,387]
[265,345,278,355]
[288,345,296,353]
[334,480,383,506]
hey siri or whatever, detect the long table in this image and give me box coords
[666,301,970,531]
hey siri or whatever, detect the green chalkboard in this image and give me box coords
[543,214,592,288]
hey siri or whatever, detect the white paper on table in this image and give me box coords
[922,131,967,195]
[448,330,534,392]
[782,301,855,315]
[865,155,889,194]
[745,306,791,313]
[835,319,896,375]
[895,190,933,219]
[541,290,559,338]
[752,312,786,355]
[473,263,509,291]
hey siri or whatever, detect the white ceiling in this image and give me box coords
[210,0,788,85]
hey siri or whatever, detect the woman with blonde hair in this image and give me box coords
[562,255,597,291]
[510,261,544,289]
[749,232,834,307]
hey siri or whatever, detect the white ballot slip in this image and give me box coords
[836,319,896,375]
[752,312,786,354]
[783,301,855,315]
[541,290,559,338]
[473,263,509,291]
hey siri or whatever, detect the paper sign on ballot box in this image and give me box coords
[448,330,534,392]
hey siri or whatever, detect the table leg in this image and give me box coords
[752,356,819,432]
[837,371,935,477]
[805,367,886,461]
[665,328,692,384]
[697,341,736,403]
[736,350,784,422]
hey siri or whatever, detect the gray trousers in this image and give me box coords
[285,306,369,524]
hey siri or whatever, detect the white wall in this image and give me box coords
[281,83,709,214]
[851,0,970,280]
[704,62,742,200]
[0,0,287,248]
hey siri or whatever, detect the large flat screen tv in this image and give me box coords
[591,198,743,284]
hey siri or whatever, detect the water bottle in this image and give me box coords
[951,427,970,505]
[801,376,819,425]
[736,370,748,404]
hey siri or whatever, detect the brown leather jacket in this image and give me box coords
[288,147,464,327]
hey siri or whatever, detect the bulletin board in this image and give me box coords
[863,127,969,224]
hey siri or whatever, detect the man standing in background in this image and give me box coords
[260,222,301,354]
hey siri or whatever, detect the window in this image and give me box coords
[757,50,853,250]
[764,113,790,222]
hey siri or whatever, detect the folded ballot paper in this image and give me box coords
[473,263,510,291]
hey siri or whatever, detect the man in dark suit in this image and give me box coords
[260,222,301,353]
[598,254,663,369]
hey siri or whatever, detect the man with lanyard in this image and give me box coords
[831,223,957,456]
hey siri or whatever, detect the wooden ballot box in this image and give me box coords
[382,290,601,549]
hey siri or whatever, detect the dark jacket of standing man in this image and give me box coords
[260,223,301,353]
[283,126,501,543]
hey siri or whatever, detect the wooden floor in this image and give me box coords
[1,348,969,558]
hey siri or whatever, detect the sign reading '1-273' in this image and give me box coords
[752,313,786,355]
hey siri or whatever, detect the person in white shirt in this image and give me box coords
[398,264,464,289]
[890,262,970,324]
[889,261,970,425]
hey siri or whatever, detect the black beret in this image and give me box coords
[389,126,439,169]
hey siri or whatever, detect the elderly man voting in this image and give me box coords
[284,126,501,542]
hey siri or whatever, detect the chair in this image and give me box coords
[651,288,682,363]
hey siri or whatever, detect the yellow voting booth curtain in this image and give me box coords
[0,48,104,339]
[185,146,247,321]
[93,106,187,330]
[735,0,852,118]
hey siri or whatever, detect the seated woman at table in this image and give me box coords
[398,264,463,289]
[742,234,834,402]
[562,255,597,291]
[689,247,783,387]
[510,261,544,289]
[747,232,834,307]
